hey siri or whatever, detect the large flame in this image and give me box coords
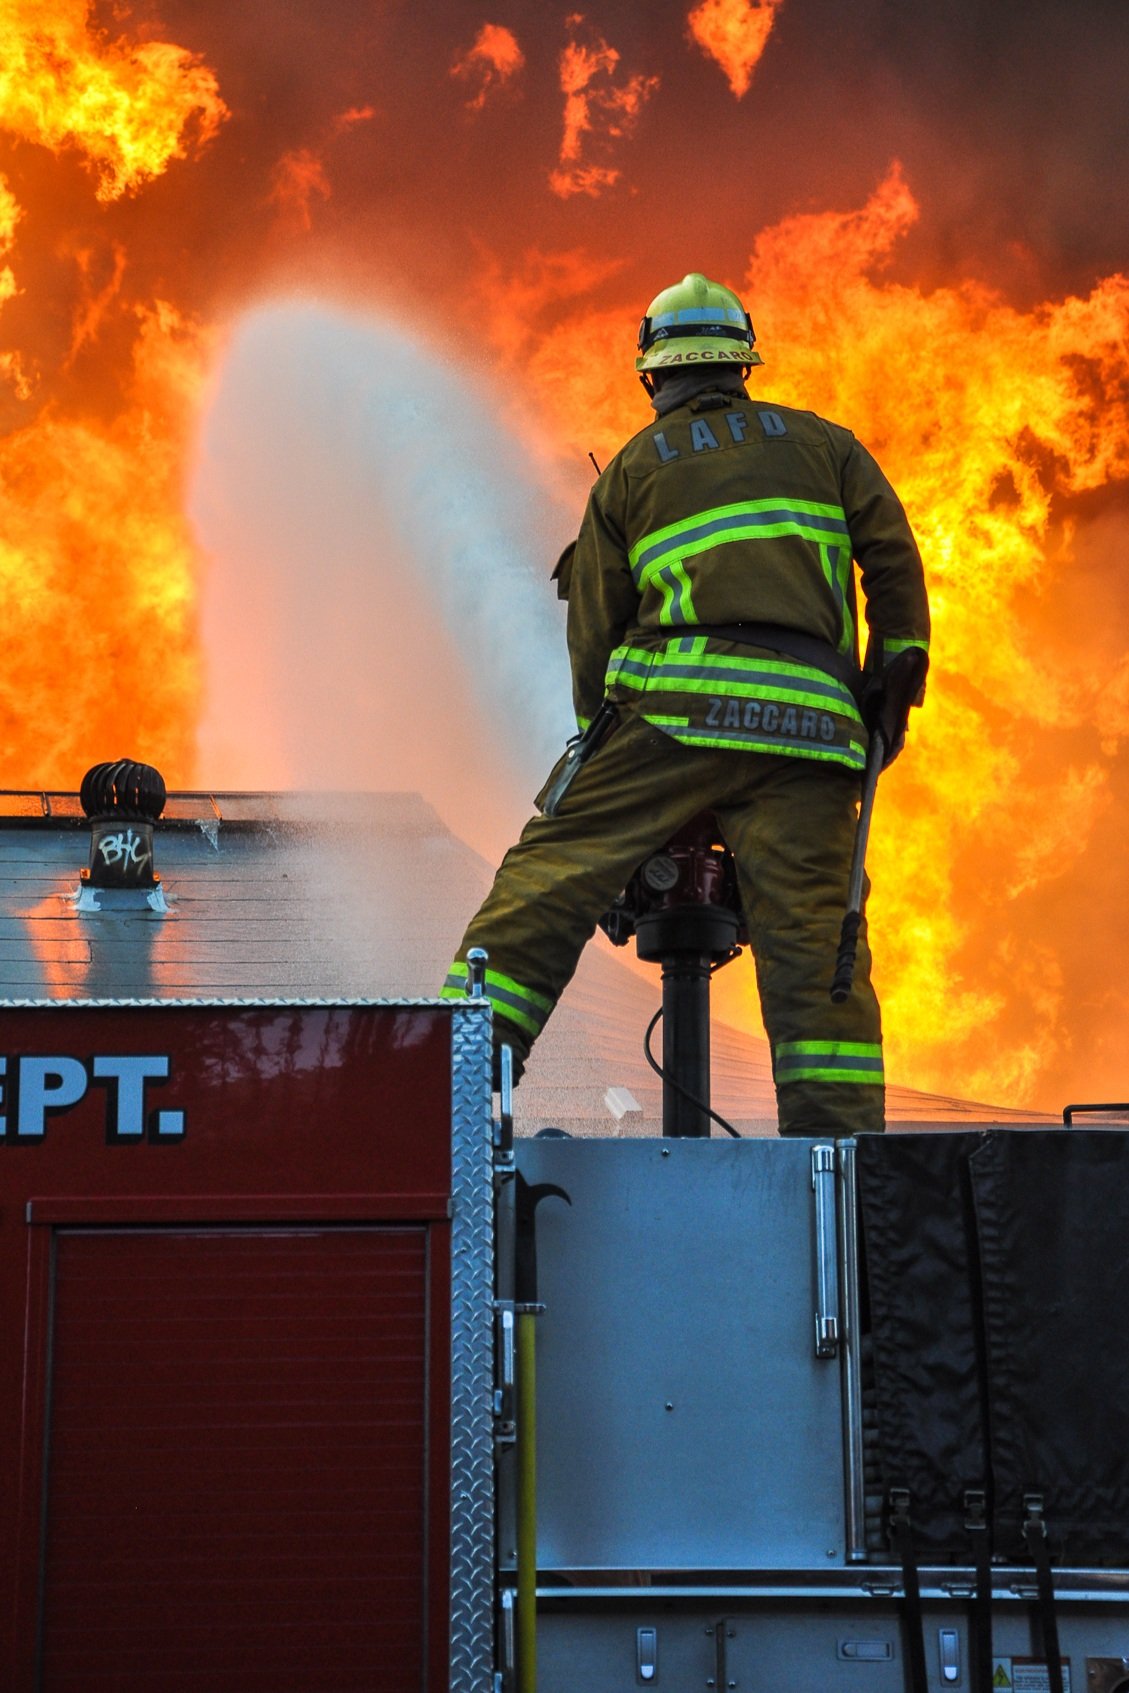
[0,0,225,200]
[1,300,212,781]
[0,0,225,785]
[3,0,1129,1110]
[736,168,1129,1103]
[478,165,1129,1108]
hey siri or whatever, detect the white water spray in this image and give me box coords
[190,301,578,853]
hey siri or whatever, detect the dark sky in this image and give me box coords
[6,0,1129,420]
[162,0,1129,298]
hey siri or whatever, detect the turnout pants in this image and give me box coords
[444,712,884,1136]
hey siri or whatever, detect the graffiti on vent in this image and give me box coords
[97,828,152,872]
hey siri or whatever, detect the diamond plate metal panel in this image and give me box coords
[448,1001,495,1693]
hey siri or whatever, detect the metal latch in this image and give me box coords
[837,1639,894,1662]
[496,1043,514,1154]
[938,1627,961,1684]
[964,1487,987,1534]
[1023,1490,1047,1540]
[498,1587,515,1681]
[811,1144,840,1356]
[636,1626,658,1683]
[493,1301,516,1443]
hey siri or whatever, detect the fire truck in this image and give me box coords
[1,769,1127,1693]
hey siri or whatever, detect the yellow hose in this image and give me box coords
[516,1309,538,1693]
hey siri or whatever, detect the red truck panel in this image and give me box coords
[0,1002,472,1693]
[43,1227,428,1692]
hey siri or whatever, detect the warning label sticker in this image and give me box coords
[991,1659,1072,1692]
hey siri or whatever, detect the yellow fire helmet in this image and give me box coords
[635,272,764,373]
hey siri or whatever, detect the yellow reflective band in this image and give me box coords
[629,497,850,577]
[882,636,931,656]
[777,1066,884,1084]
[614,666,861,720]
[605,642,862,719]
[443,963,553,1038]
[777,1041,883,1056]
[818,541,855,657]
[655,559,698,625]
[650,725,865,768]
[775,1039,884,1086]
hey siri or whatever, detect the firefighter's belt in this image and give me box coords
[690,622,863,703]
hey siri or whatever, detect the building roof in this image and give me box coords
[0,788,1056,1135]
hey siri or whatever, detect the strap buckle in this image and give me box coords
[964,1488,988,1534]
[1023,1491,1047,1542]
[888,1486,911,1532]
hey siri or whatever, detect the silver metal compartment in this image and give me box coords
[537,1599,1129,1692]
[501,1136,846,1573]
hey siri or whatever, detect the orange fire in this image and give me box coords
[3,2,1129,1112]
[0,0,225,200]
[0,0,225,786]
[450,23,526,112]
[1,299,212,783]
[480,164,1129,1109]
[686,0,786,96]
[732,167,1129,1106]
[0,170,25,395]
[550,14,660,199]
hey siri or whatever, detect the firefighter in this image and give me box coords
[443,273,930,1135]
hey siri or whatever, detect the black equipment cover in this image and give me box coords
[857,1130,1129,1566]
[858,1132,988,1557]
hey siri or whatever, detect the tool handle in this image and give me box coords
[829,730,885,1004]
[830,910,862,1004]
[540,745,582,819]
[540,700,619,818]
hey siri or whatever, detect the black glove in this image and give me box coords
[862,646,929,768]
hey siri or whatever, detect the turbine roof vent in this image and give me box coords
[80,759,167,825]
[79,759,167,896]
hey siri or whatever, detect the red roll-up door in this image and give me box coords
[39,1226,430,1693]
